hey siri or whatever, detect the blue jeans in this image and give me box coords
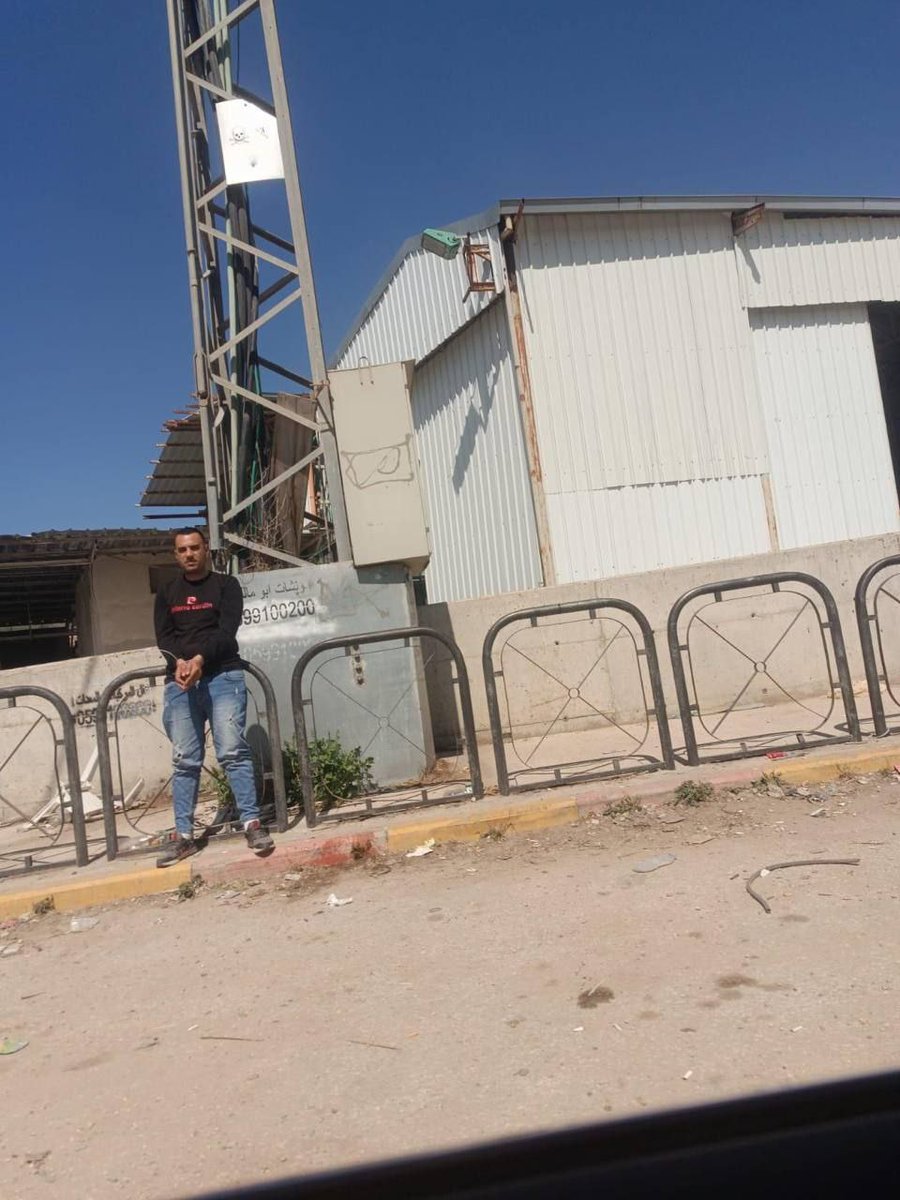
[162,670,259,836]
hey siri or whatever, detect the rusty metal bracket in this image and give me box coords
[461,237,496,304]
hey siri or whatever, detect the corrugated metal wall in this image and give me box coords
[516,211,769,492]
[412,300,542,602]
[750,304,900,548]
[515,210,775,579]
[547,477,771,581]
[513,209,900,584]
[331,218,538,603]
[335,226,504,371]
[333,203,900,598]
[738,215,900,309]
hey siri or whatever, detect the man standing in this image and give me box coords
[153,527,274,867]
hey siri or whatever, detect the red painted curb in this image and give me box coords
[197,832,382,885]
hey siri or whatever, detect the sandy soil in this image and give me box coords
[2,769,899,1199]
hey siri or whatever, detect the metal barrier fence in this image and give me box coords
[291,627,483,828]
[482,599,674,796]
[96,661,289,861]
[668,572,860,766]
[0,686,88,873]
[855,553,900,736]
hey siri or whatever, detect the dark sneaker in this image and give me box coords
[156,834,198,869]
[244,820,274,854]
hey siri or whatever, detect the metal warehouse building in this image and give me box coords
[334,197,900,604]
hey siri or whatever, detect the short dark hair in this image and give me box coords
[172,526,209,545]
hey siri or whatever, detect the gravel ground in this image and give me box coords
[2,769,900,1199]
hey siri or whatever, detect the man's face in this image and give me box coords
[173,533,209,577]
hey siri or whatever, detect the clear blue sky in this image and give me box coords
[3,0,899,535]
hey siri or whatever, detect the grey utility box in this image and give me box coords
[237,562,434,786]
[329,362,431,574]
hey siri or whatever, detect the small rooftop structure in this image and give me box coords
[140,412,205,512]
[0,529,176,658]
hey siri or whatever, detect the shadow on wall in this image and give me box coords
[411,295,505,496]
[418,602,463,754]
[214,722,279,827]
[250,722,285,825]
[451,360,500,493]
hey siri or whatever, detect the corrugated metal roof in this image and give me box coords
[738,214,900,308]
[411,298,541,602]
[332,206,501,370]
[141,413,206,508]
[0,529,176,559]
[0,529,175,633]
[749,304,900,548]
[334,220,504,374]
[515,210,768,492]
[499,195,900,217]
[333,195,900,373]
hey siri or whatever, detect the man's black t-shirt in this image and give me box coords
[153,572,244,679]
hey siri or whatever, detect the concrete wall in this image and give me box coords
[0,646,170,827]
[76,553,173,658]
[6,533,894,825]
[0,561,435,830]
[419,533,900,749]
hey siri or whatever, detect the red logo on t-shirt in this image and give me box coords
[187,596,197,604]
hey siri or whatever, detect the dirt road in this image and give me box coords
[3,771,900,1199]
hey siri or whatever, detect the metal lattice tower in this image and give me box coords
[165,0,350,565]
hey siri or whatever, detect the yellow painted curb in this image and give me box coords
[0,862,192,920]
[386,799,579,852]
[773,748,899,786]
